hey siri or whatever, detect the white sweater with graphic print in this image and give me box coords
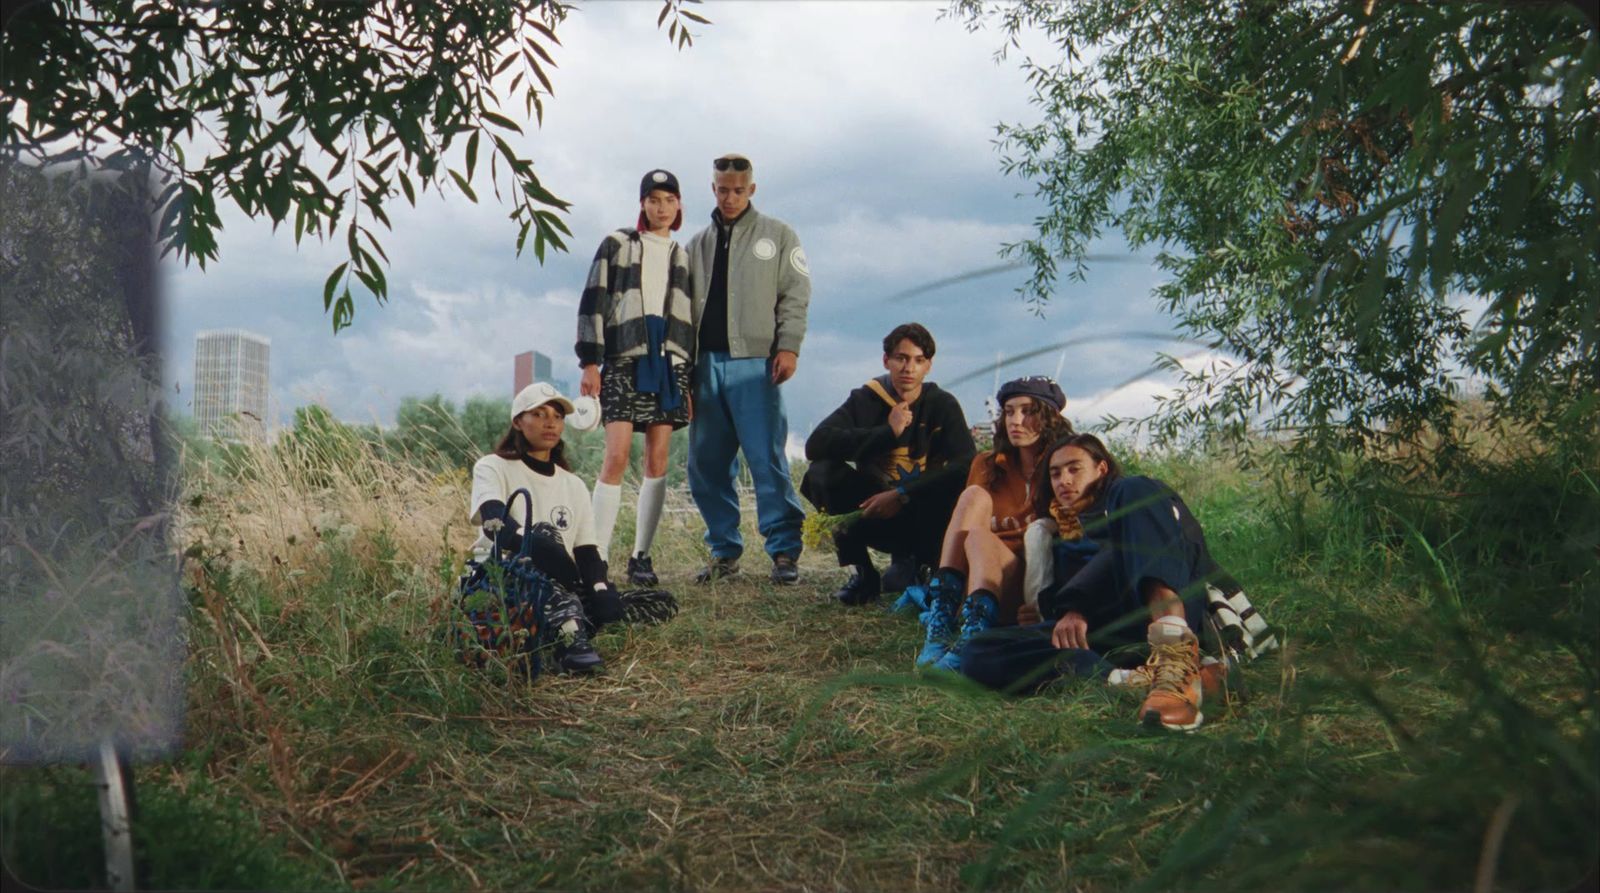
[468,455,596,561]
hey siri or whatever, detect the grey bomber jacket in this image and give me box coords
[684,204,811,358]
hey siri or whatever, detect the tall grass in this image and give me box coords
[2,428,1594,891]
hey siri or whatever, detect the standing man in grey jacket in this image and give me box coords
[685,153,811,585]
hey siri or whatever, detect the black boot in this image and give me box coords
[832,564,881,606]
[881,553,921,593]
[626,554,659,586]
[545,585,603,674]
[555,623,604,673]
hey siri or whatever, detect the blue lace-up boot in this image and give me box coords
[936,589,999,674]
[890,583,928,615]
[915,571,963,667]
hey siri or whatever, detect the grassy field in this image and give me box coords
[2,434,1595,892]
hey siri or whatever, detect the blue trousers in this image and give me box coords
[687,351,805,559]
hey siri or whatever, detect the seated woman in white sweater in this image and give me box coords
[469,382,625,673]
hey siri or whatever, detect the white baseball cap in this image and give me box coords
[511,382,575,420]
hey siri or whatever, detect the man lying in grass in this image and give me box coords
[958,433,1245,732]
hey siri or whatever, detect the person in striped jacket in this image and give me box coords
[575,169,696,586]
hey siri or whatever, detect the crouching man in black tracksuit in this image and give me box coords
[801,323,976,605]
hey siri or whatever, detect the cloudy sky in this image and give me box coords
[163,1,1196,440]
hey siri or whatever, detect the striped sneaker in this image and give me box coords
[620,589,678,625]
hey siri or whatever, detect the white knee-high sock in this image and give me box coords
[633,475,668,557]
[591,480,622,556]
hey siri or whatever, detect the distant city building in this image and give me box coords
[194,329,270,441]
[514,349,569,397]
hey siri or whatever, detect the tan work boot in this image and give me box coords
[1136,616,1204,732]
[1108,654,1229,700]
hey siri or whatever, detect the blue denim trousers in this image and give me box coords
[687,351,806,559]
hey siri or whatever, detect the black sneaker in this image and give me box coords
[694,555,740,584]
[554,625,603,674]
[832,565,881,606]
[770,553,801,585]
[880,553,921,593]
[626,554,659,586]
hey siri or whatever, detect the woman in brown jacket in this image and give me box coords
[914,376,1073,670]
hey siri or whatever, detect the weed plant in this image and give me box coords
[2,429,1594,891]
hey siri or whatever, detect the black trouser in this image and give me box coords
[521,530,625,627]
[961,476,1218,694]
[799,459,964,568]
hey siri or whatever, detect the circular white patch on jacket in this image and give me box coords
[789,247,810,276]
[752,237,777,260]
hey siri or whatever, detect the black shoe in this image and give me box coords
[554,626,604,673]
[694,555,740,584]
[880,553,921,593]
[770,553,801,585]
[626,554,659,586]
[832,565,881,606]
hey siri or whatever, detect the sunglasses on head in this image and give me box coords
[713,157,751,172]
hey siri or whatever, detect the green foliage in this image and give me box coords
[0,763,327,890]
[1,159,183,764]
[1126,444,1599,892]
[0,0,711,332]
[0,159,169,525]
[459,394,512,457]
[279,404,383,486]
[955,0,1598,473]
[384,393,480,470]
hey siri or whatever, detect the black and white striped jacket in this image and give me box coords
[575,229,696,368]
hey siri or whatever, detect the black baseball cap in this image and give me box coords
[640,169,680,200]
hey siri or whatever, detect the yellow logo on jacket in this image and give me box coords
[875,449,925,485]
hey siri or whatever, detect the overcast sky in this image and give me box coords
[162,1,1199,441]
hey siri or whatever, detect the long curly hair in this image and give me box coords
[974,396,1074,488]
